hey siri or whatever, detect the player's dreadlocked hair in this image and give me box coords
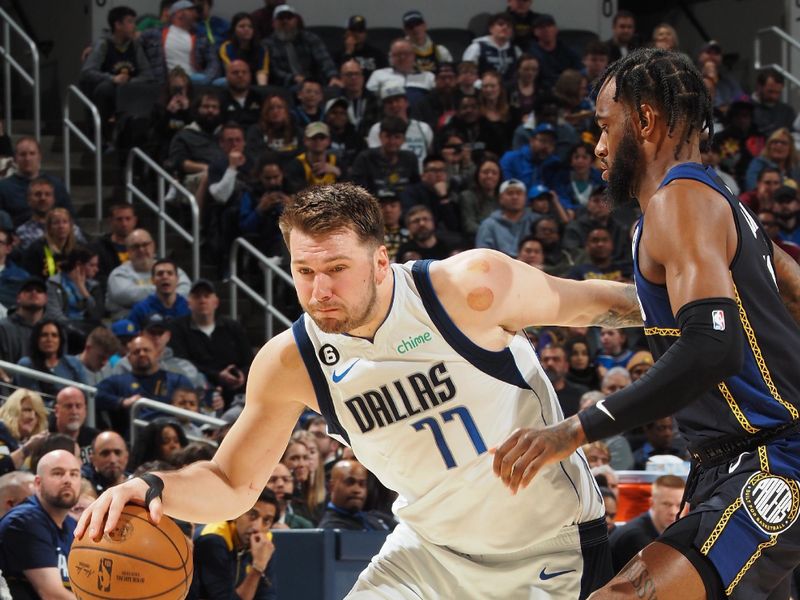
[594,48,713,159]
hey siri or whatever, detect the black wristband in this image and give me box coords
[137,473,165,508]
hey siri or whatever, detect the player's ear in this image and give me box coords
[638,103,658,139]
[375,245,390,282]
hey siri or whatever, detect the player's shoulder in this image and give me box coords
[252,328,304,376]
[248,327,318,411]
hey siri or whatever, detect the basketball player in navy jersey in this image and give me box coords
[493,48,800,599]
[75,181,645,599]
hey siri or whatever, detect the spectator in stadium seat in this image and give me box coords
[266,462,313,529]
[250,0,281,40]
[73,326,119,386]
[402,10,453,74]
[478,70,516,150]
[324,97,367,171]
[20,209,81,279]
[284,122,343,190]
[600,487,617,534]
[244,94,302,164]
[400,154,461,232]
[170,387,206,438]
[237,153,293,257]
[218,60,262,129]
[582,441,610,468]
[318,460,396,531]
[579,390,634,471]
[752,67,797,137]
[367,86,433,170]
[539,344,588,418]
[550,142,604,213]
[336,59,380,137]
[699,136,740,196]
[93,203,137,284]
[528,14,582,90]
[0,450,80,599]
[604,10,638,63]
[292,78,324,128]
[553,69,595,135]
[507,54,540,122]
[696,40,742,112]
[626,350,654,383]
[79,6,154,138]
[532,216,577,276]
[191,489,278,600]
[220,13,269,86]
[136,0,172,33]
[139,0,219,84]
[475,179,537,257]
[759,208,800,262]
[96,336,194,421]
[208,122,252,208]
[744,127,800,192]
[106,229,191,315]
[194,0,229,53]
[46,246,104,342]
[582,41,609,89]
[499,122,559,190]
[0,389,48,475]
[739,165,781,213]
[772,185,800,245]
[651,23,679,52]
[263,4,340,88]
[376,194,409,263]
[566,226,631,282]
[455,60,478,98]
[396,205,455,261]
[16,320,88,396]
[0,227,28,309]
[609,474,685,573]
[49,387,99,461]
[412,62,459,131]
[81,431,130,494]
[562,186,630,264]
[713,96,763,189]
[516,235,545,269]
[350,116,420,198]
[366,39,435,107]
[145,67,194,164]
[633,418,688,470]
[463,12,521,81]
[564,336,600,390]
[596,332,634,374]
[438,130,476,193]
[336,16,387,80]
[0,138,72,228]
[15,178,87,252]
[505,0,541,51]
[129,419,188,470]
[169,279,252,403]
[0,277,47,363]
[0,471,34,517]
[127,259,190,329]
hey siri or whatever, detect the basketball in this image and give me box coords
[68,504,193,600]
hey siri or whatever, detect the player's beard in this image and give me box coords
[607,124,645,208]
[306,265,379,334]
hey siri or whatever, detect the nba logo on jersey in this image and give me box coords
[712,310,726,331]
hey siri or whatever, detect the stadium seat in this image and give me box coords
[367,27,405,56]
[467,12,492,39]
[429,28,474,63]
[305,25,345,57]
[559,29,600,60]
[116,83,162,119]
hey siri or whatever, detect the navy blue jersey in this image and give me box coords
[0,495,75,597]
[633,162,800,446]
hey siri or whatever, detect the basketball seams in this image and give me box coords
[70,570,190,600]
[122,510,189,569]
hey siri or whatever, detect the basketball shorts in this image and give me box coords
[345,517,612,600]
[659,441,800,599]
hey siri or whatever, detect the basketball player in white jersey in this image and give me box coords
[76,184,643,599]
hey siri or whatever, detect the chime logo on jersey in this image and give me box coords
[740,472,800,534]
[712,309,726,331]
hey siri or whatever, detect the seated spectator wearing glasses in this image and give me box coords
[0,227,28,309]
[336,16,387,80]
[318,460,396,531]
[366,39,435,108]
[139,0,220,85]
[0,137,72,228]
[263,4,340,88]
[402,10,453,74]
[191,489,279,600]
[81,431,130,494]
[106,229,191,316]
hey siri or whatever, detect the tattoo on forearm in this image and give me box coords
[624,557,658,600]
[591,284,644,328]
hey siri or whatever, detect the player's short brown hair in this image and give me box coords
[279,183,384,248]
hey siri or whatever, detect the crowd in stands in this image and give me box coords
[0,0,799,597]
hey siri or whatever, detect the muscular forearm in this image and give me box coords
[586,281,643,328]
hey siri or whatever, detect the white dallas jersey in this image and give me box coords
[293,260,603,555]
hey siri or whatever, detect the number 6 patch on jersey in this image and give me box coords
[740,472,800,535]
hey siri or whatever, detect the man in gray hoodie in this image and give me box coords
[475,178,540,257]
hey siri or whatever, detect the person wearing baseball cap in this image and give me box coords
[529,13,582,89]
[401,10,453,74]
[366,84,434,170]
[476,179,540,257]
[336,16,387,80]
[0,277,48,363]
[696,39,744,109]
[323,97,367,167]
[284,122,342,188]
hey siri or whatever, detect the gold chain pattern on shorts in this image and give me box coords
[701,498,742,555]
[725,536,778,596]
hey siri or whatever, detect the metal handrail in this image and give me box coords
[125,147,200,280]
[0,359,96,427]
[754,27,800,92]
[0,7,39,140]
[129,398,226,446]
[229,237,293,340]
[64,85,102,225]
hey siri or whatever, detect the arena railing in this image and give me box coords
[754,26,800,94]
[125,147,200,280]
[129,398,226,447]
[0,359,97,427]
[63,84,103,225]
[229,236,293,340]
[0,7,40,140]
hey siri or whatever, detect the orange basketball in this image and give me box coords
[68,504,193,600]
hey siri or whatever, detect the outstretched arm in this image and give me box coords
[76,330,312,538]
[772,242,800,326]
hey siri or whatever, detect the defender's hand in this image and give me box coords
[491,416,586,494]
[74,477,160,541]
